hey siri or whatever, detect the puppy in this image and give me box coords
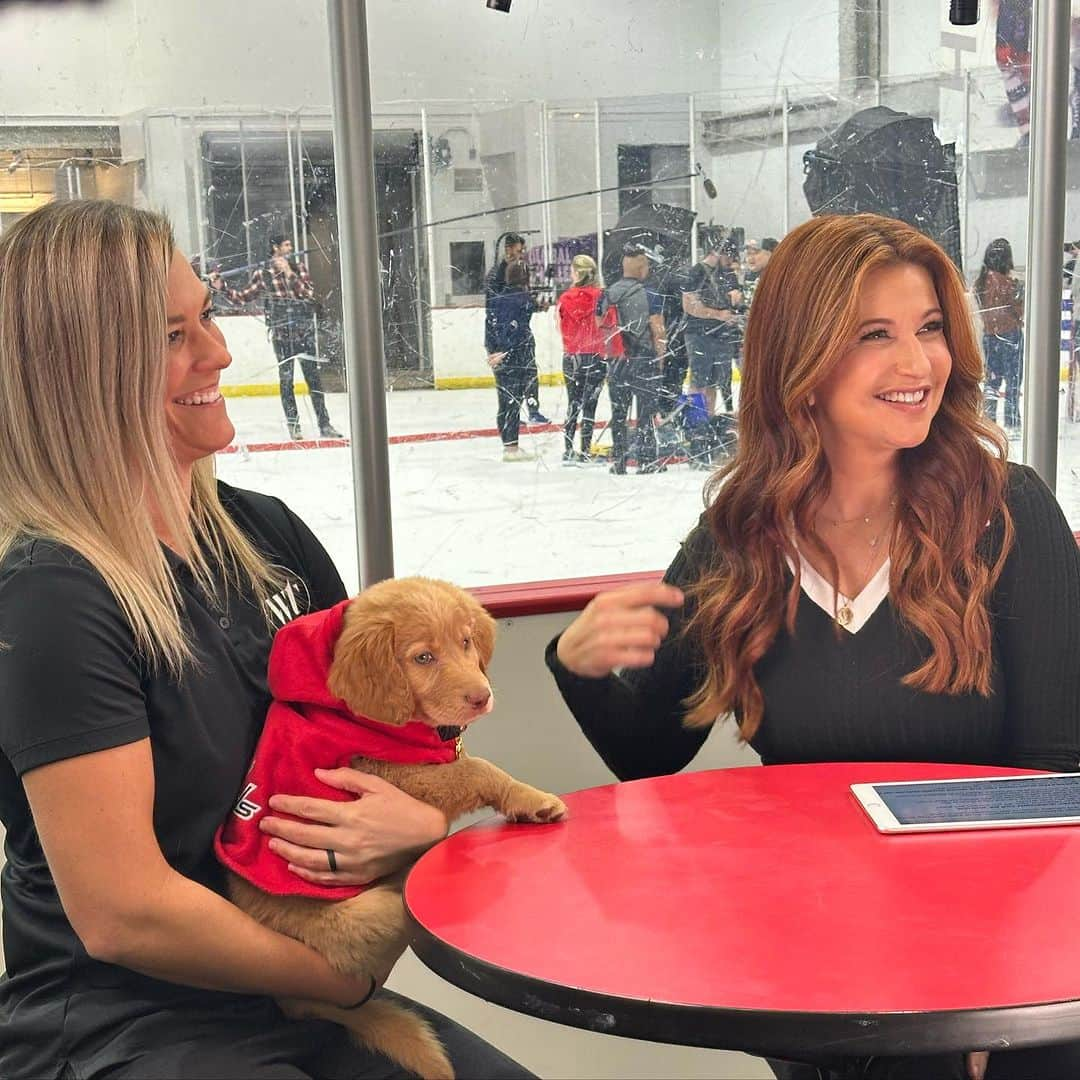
[215,577,566,1079]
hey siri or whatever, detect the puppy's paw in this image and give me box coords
[503,783,567,823]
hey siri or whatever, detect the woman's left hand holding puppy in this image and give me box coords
[261,768,449,886]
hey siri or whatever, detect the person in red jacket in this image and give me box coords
[555,254,607,465]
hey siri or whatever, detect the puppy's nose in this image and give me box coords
[466,690,491,711]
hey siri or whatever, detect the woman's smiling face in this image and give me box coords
[812,261,953,457]
[163,252,235,470]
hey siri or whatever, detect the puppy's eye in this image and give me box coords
[414,652,435,665]
[463,637,471,650]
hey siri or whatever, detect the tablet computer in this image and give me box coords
[851,772,1080,834]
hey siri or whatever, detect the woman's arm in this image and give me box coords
[996,466,1080,772]
[256,768,450,888]
[545,533,715,780]
[24,739,378,1004]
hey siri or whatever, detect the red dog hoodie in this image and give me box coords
[214,599,461,900]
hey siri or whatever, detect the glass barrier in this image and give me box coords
[3,0,1075,585]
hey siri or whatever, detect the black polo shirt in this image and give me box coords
[0,482,347,1079]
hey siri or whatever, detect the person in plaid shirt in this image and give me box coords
[211,235,341,440]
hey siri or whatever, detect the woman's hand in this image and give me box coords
[965,1051,989,1080]
[555,582,684,678]
[260,769,449,887]
[487,351,507,369]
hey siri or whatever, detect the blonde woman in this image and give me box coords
[555,253,606,463]
[0,201,533,1080]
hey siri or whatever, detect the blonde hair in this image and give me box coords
[0,200,280,674]
[570,254,598,287]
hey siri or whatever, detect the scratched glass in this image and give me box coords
[1,0,1072,581]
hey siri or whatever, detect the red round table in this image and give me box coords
[404,763,1080,1059]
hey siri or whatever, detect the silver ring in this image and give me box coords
[326,848,338,872]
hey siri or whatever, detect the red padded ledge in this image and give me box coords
[469,570,663,619]
[471,532,1080,620]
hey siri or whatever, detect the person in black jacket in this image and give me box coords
[485,233,547,424]
[486,259,539,462]
[547,213,1080,1080]
[0,199,534,1080]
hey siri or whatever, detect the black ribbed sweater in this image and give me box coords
[546,464,1080,779]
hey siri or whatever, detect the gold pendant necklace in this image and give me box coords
[836,528,889,626]
[825,502,895,629]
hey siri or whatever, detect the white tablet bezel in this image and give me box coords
[850,772,1080,834]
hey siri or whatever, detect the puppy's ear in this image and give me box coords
[327,605,415,726]
[470,602,497,674]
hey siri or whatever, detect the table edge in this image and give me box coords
[406,907,1080,1057]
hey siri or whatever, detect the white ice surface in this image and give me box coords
[216,386,711,594]
[216,386,1080,596]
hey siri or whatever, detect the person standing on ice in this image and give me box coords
[555,254,606,465]
[485,233,548,424]
[486,260,539,462]
[211,235,341,442]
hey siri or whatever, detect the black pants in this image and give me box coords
[523,362,541,417]
[495,360,533,447]
[685,327,736,412]
[767,1039,1080,1080]
[983,330,1023,429]
[608,356,661,469]
[271,316,331,429]
[76,990,533,1080]
[562,353,606,455]
[658,332,689,415]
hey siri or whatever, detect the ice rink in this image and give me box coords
[217,385,714,593]
[216,384,1080,595]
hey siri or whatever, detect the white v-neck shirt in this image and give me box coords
[786,550,891,634]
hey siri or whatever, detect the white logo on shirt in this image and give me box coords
[232,782,262,820]
[264,568,311,629]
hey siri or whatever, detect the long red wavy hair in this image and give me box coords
[684,213,1014,739]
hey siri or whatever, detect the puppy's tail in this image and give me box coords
[280,995,454,1080]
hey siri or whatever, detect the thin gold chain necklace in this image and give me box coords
[816,498,897,627]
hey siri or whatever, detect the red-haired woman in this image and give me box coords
[547,214,1080,1080]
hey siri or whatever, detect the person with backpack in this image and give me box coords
[555,255,606,465]
[598,246,667,475]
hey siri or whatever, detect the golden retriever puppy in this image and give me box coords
[216,577,566,1079]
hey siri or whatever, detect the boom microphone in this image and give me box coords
[696,162,718,200]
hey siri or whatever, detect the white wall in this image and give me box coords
[715,0,839,92]
[11,0,957,122]
[0,0,331,117]
[0,0,735,119]
[887,0,947,80]
[430,307,563,386]
[217,315,284,388]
